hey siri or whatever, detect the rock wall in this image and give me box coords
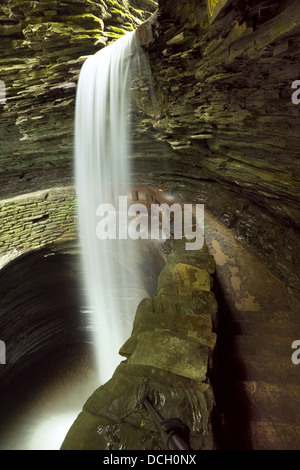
[130,0,300,299]
[0,187,76,260]
[61,239,218,450]
[144,0,300,229]
[0,0,157,198]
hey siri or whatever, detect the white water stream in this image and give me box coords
[75,31,147,385]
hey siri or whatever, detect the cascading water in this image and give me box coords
[75,31,147,385]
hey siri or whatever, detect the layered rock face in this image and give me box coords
[0,0,157,197]
[131,0,300,299]
[142,0,300,226]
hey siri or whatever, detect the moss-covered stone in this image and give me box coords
[127,330,209,380]
[135,292,218,318]
[61,231,217,450]
[63,14,104,31]
[62,360,215,450]
[157,262,212,296]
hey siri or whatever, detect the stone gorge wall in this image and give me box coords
[145,0,300,227]
[0,0,157,198]
[1,0,300,297]
[131,0,300,299]
[0,0,157,260]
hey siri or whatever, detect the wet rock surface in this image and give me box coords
[61,240,217,450]
[130,0,300,298]
[0,186,77,256]
[138,180,300,301]
[0,0,157,197]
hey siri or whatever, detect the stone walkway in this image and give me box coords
[119,185,300,449]
[204,210,300,450]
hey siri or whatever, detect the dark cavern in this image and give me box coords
[0,0,300,453]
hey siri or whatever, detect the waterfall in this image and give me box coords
[75,31,147,385]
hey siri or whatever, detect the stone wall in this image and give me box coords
[61,239,218,450]
[0,186,76,260]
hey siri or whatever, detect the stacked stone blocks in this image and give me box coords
[0,186,77,256]
[61,238,218,450]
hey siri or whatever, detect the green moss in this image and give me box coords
[110,7,133,22]
[62,14,104,31]
[43,10,57,18]
[71,33,104,41]
[106,25,130,34]
[104,31,123,40]
[128,6,149,20]
[105,0,122,7]
[42,22,77,36]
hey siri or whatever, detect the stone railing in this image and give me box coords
[0,184,176,264]
[61,236,218,450]
[0,187,77,264]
